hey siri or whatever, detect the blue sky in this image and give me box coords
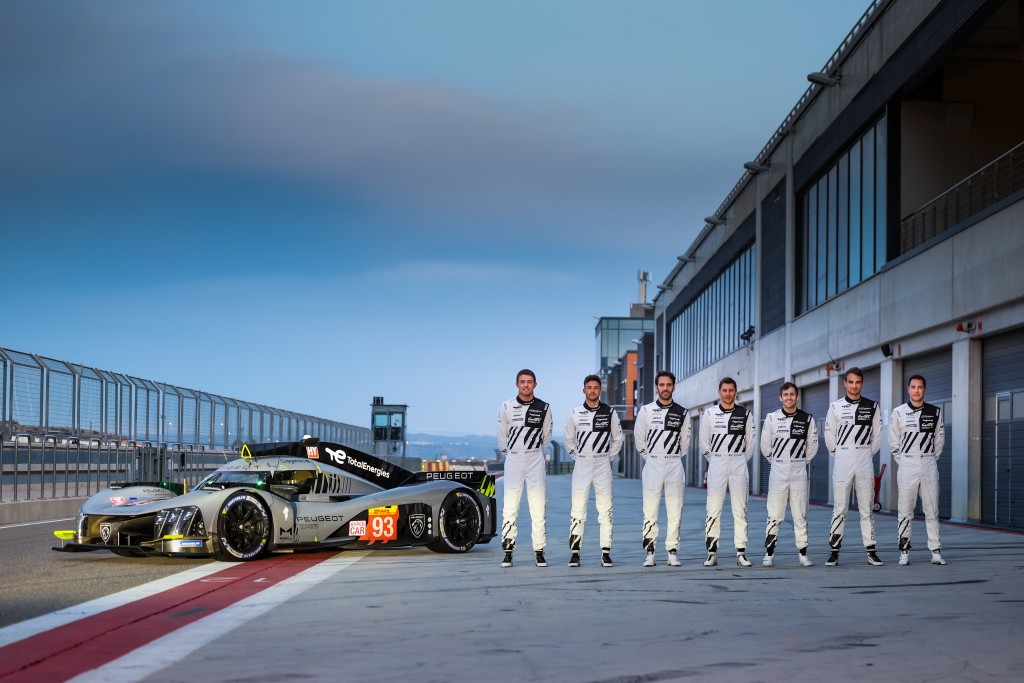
[1,1,869,437]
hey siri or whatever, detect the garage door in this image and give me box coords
[982,328,1024,531]
[758,380,784,496]
[802,381,831,504]
[902,348,953,519]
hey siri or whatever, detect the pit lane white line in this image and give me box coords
[0,562,235,648]
[0,517,74,529]
[67,551,368,683]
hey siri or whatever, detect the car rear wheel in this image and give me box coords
[216,492,270,561]
[427,490,482,553]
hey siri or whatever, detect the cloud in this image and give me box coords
[1,2,694,246]
[365,260,578,284]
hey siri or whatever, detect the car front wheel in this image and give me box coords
[216,492,270,561]
[427,490,482,553]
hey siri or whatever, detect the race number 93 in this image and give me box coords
[359,505,399,544]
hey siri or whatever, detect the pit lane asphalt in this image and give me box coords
[3,476,1024,682]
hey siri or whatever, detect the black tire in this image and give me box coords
[215,491,271,561]
[427,490,482,553]
[872,501,881,512]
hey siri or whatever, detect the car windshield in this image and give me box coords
[199,471,268,489]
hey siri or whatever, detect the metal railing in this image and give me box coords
[0,345,373,452]
[0,434,236,503]
[900,139,1024,253]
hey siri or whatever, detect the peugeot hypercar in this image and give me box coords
[53,439,496,561]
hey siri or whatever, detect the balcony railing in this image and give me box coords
[901,139,1024,253]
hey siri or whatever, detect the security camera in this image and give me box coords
[956,321,976,333]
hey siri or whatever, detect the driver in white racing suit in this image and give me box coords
[497,368,553,568]
[824,367,884,567]
[700,377,756,568]
[890,374,947,566]
[566,374,623,568]
[635,370,691,567]
[760,381,818,567]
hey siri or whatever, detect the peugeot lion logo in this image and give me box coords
[409,514,426,539]
[100,523,112,543]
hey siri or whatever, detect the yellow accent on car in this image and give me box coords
[241,444,253,460]
[53,530,75,540]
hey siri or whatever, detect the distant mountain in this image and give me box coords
[406,433,564,461]
[406,433,499,461]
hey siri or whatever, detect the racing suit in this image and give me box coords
[700,403,755,553]
[824,396,882,551]
[566,402,623,552]
[497,396,552,552]
[761,408,818,553]
[890,402,945,552]
[634,400,691,553]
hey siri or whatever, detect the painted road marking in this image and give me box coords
[0,561,233,648]
[68,552,367,683]
[0,552,365,682]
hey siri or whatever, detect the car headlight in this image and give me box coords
[154,506,207,538]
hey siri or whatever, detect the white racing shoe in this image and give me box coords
[736,553,752,567]
[762,554,774,567]
[931,552,947,565]
[703,552,718,567]
[667,550,681,567]
[799,554,814,567]
[643,552,656,567]
[899,552,910,566]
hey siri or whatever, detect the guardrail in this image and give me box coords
[0,435,435,505]
[0,434,238,503]
[900,139,1024,252]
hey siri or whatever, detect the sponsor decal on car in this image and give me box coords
[359,505,399,544]
[408,513,426,539]
[110,496,127,506]
[324,447,391,479]
[348,520,366,536]
[179,540,203,547]
[306,446,320,459]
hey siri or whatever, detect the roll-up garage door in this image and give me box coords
[802,381,831,504]
[759,380,784,496]
[902,348,953,519]
[982,328,1024,530]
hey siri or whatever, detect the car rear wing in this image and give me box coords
[242,438,495,497]
[242,438,416,490]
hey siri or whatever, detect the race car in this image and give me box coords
[53,437,496,561]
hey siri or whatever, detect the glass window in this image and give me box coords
[875,119,887,269]
[806,187,818,309]
[861,125,875,278]
[849,140,862,287]
[837,153,849,292]
[798,115,886,312]
[816,176,827,304]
